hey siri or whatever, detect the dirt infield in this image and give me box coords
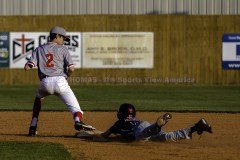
[0,112,239,160]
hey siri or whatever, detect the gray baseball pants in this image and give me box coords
[135,121,191,142]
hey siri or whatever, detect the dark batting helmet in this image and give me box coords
[117,103,136,120]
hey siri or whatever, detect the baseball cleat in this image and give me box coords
[75,121,95,131]
[156,113,172,128]
[28,126,38,136]
[195,118,213,135]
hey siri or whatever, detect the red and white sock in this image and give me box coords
[74,112,83,122]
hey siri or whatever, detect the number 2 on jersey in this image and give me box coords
[46,53,54,67]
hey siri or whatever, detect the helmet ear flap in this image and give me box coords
[131,107,136,117]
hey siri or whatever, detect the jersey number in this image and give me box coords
[46,53,54,67]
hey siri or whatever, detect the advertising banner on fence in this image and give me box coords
[9,32,81,68]
[82,32,154,68]
[64,32,81,68]
[222,34,240,69]
[0,33,10,67]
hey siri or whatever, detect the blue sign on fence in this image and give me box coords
[222,34,240,70]
[0,32,10,68]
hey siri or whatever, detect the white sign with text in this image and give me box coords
[82,32,154,68]
[9,32,81,68]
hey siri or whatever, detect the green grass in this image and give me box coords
[0,85,240,112]
[0,141,74,160]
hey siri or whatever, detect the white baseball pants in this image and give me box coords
[36,76,83,115]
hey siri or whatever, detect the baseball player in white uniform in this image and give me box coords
[24,26,94,136]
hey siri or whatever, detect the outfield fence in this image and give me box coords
[0,15,240,85]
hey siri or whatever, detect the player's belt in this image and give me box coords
[40,75,49,81]
[40,75,67,81]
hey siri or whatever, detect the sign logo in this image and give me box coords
[12,34,34,63]
[0,32,10,68]
[9,32,81,68]
[222,34,240,69]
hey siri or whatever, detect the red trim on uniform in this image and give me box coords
[74,112,83,121]
[28,61,36,67]
[68,64,74,68]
